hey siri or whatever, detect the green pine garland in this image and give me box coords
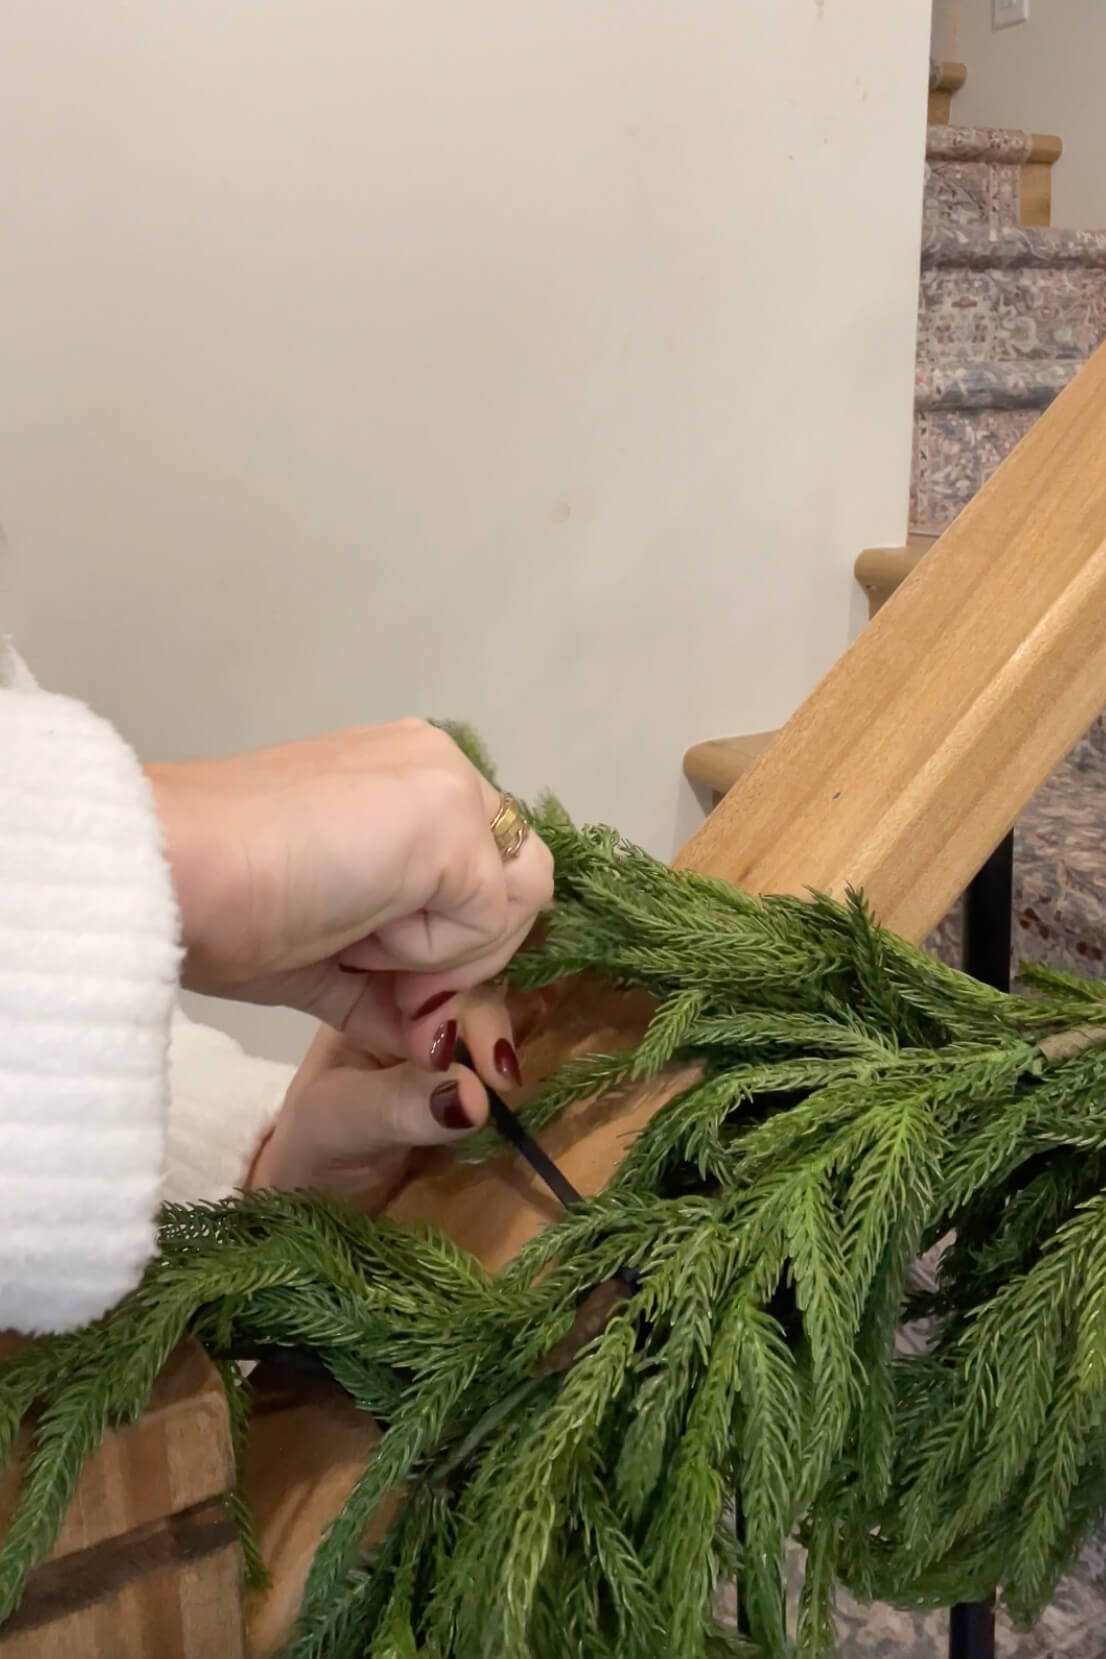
[5,780,1106,1655]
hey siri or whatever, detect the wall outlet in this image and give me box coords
[993,0,1029,28]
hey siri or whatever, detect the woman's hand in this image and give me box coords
[247,1025,482,1211]
[248,986,556,1209]
[147,720,553,1042]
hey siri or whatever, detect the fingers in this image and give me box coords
[251,1055,491,1207]
[282,1021,388,1094]
[338,818,554,983]
[323,973,546,1094]
[457,987,522,1090]
[267,962,535,1100]
[401,982,521,1093]
[384,913,539,1024]
[246,951,556,1116]
[164,717,556,999]
[335,1059,490,1148]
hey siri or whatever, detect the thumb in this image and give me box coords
[285,1057,489,1165]
[346,1060,490,1149]
[251,1059,489,1207]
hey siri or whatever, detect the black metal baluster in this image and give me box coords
[949,1598,997,1659]
[734,1498,750,1636]
[961,833,1014,994]
[949,831,1013,1659]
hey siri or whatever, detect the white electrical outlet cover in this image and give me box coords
[994,0,1029,28]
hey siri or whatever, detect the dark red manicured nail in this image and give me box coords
[414,990,455,1020]
[429,1020,458,1072]
[494,1039,522,1087]
[431,1082,471,1131]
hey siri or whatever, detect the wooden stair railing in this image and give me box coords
[11,341,1106,1656]
[671,332,1106,938]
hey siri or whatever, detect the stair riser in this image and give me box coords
[925,160,1022,235]
[911,407,1038,535]
[920,267,1106,364]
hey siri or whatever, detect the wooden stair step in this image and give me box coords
[924,126,1063,233]
[928,60,966,125]
[854,536,932,613]
[926,127,1061,169]
[684,538,934,800]
[682,731,777,798]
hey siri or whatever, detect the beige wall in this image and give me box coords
[933,0,1106,229]
[1,2,930,1059]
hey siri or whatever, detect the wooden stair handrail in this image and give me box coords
[674,341,1106,934]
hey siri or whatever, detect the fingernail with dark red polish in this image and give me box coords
[494,1039,522,1087]
[429,1020,458,1072]
[414,990,454,1021]
[431,1083,471,1131]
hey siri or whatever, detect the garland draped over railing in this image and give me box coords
[4,767,1106,1657]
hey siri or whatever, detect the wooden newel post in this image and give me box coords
[7,342,1106,1654]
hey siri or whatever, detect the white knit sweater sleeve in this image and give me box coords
[0,644,294,1332]
[166,1008,293,1205]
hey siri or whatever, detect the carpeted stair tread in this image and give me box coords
[914,359,1079,410]
[926,125,1037,167]
[922,226,1106,268]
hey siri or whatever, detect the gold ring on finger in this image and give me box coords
[490,793,530,863]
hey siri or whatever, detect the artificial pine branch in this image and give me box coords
[4,781,1106,1655]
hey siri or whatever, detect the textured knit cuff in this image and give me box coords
[0,686,181,1332]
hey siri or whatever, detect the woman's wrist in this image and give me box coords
[145,764,235,988]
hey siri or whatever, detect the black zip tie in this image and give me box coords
[456,1037,583,1209]
[457,1039,640,1292]
[486,1089,587,1213]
